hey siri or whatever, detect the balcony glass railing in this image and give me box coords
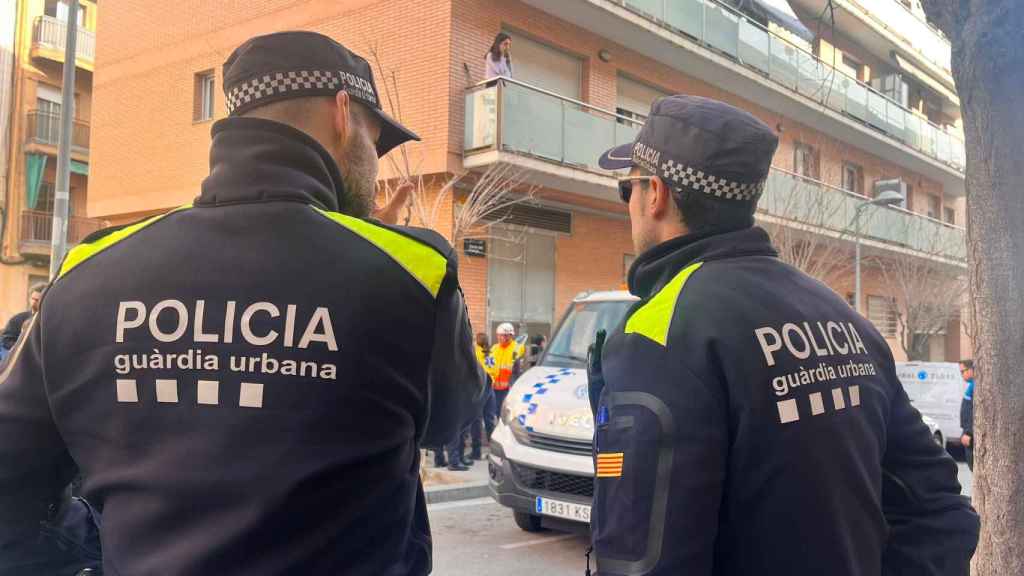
[465,78,965,261]
[761,170,965,260]
[611,0,965,172]
[32,15,96,63]
[465,78,643,172]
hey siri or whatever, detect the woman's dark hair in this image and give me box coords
[488,32,512,63]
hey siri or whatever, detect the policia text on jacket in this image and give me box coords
[113,300,341,384]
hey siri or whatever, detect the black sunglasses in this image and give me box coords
[617,176,654,204]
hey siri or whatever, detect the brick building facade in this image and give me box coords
[86,0,970,361]
[0,0,102,320]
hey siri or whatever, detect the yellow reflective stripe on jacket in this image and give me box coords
[58,204,193,279]
[315,208,447,298]
[624,261,704,346]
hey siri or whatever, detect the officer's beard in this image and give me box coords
[337,126,379,218]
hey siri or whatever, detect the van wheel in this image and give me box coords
[514,511,545,532]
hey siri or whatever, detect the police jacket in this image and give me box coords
[0,117,485,575]
[960,380,974,436]
[589,226,979,576]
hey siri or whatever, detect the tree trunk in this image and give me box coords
[921,1,1024,573]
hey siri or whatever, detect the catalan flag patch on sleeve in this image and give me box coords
[596,452,624,478]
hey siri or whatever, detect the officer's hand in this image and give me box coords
[961,434,971,448]
[375,181,413,225]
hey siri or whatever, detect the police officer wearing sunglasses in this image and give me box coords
[587,95,978,576]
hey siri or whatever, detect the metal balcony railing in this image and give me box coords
[21,210,105,247]
[26,110,90,153]
[32,15,96,63]
[464,78,966,262]
[610,0,965,172]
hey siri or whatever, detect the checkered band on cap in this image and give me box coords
[225,69,378,114]
[659,159,766,201]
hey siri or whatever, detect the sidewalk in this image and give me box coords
[422,449,492,505]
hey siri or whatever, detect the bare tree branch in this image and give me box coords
[870,218,968,360]
[367,46,540,243]
[758,177,855,287]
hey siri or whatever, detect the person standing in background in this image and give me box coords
[490,323,522,415]
[484,32,512,80]
[527,334,547,368]
[0,285,44,364]
[960,360,975,471]
[471,332,494,459]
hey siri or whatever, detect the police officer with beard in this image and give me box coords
[0,32,484,575]
[587,95,978,576]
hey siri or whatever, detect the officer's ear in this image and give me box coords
[331,90,354,144]
[647,175,675,221]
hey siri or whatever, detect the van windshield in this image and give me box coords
[541,300,634,368]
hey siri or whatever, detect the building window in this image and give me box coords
[616,75,669,124]
[45,0,85,26]
[794,142,819,179]
[842,162,864,195]
[194,71,215,122]
[944,207,956,225]
[867,295,898,337]
[841,53,865,82]
[36,182,56,213]
[926,194,941,220]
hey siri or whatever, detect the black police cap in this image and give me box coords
[222,31,420,157]
[599,95,778,204]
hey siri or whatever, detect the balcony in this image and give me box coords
[31,15,96,69]
[25,110,90,156]
[464,78,965,263]
[519,0,966,195]
[623,0,964,169]
[20,210,105,256]
[465,78,641,200]
[761,169,965,262]
[789,0,952,76]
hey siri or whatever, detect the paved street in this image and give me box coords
[430,498,591,575]
[428,463,974,575]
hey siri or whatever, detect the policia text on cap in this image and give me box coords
[0,31,486,575]
[587,95,979,576]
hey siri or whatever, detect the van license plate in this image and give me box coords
[535,496,591,522]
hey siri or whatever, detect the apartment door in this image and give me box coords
[487,231,556,343]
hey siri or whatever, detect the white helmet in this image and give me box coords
[497,322,515,336]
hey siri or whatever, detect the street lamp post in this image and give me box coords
[48,0,79,279]
[853,190,904,315]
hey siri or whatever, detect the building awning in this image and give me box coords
[738,0,815,43]
[25,154,48,210]
[892,52,960,108]
[70,160,89,176]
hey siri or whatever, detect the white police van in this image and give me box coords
[488,291,636,532]
[896,362,965,449]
